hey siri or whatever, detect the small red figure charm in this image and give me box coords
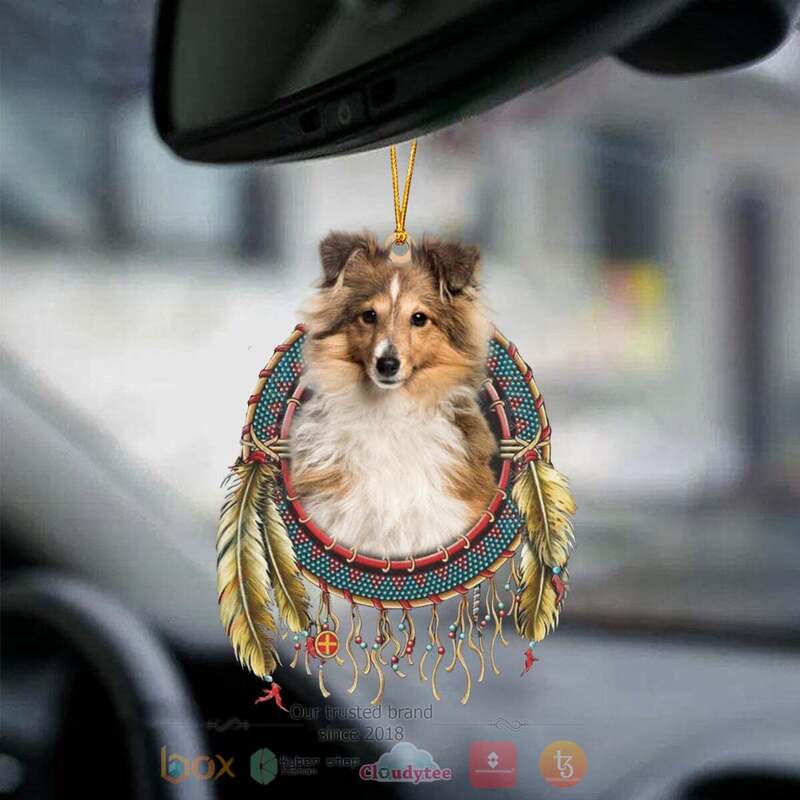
[552,573,567,606]
[305,635,318,659]
[255,682,289,712]
[521,647,539,676]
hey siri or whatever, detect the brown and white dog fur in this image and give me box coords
[290,231,496,559]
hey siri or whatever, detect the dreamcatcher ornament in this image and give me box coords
[216,141,576,706]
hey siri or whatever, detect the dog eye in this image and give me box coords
[411,312,428,327]
[361,309,377,324]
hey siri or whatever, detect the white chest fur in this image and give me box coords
[289,379,475,559]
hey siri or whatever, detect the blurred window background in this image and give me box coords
[1,2,798,634]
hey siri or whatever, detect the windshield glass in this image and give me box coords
[1,3,798,637]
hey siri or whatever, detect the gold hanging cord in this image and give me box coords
[389,140,418,245]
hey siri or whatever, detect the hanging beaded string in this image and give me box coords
[427,604,445,701]
[490,577,509,648]
[387,613,407,679]
[376,611,390,667]
[290,627,303,668]
[445,602,460,674]
[398,609,416,665]
[345,603,361,693]
[351,603,373,677]
[318,657,330,698]
[369,609,390,705]
[503,561,520,623]
[303,619,315,676]
[484,582,501,676]
[419,609,431,683]
[389,141,418,246]
[444,595,472,704]
[471,585,482,625]
[466,594,486,683]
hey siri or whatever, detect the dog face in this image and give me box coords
[348,266,448,391]
[304,231,488,402]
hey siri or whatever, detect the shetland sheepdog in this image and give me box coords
[289,231,496,559]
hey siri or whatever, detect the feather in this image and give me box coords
[260,494,310,632]
[517,548,569,642]
[216,460,279,679]
[512,458,576,643]
[512,459,575,566]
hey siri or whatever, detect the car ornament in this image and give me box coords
[215,143,576,704]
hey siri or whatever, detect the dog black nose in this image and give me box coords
[376,356,400,377]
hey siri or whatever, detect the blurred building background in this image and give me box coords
[1,3,798,633]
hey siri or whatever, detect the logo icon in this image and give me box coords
[314,629,340,659]
[359,742,452,784]
[469,741,517,788]
[250,748,279,785]
[159,747,234,784]
[539,740,587,788]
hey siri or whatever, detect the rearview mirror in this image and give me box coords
[152,0,799,164]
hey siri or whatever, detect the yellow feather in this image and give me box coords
[216,461,278,679]
[261,494,310,632]
[512,458,576,643]
[517,548,566,642]
[512,460,575,567]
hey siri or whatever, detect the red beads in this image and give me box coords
[437,646,446,655]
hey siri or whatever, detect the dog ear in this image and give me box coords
[415,238,481,295]
[319,231,380,287]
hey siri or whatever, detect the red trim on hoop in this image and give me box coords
[247,394,261,405]
[484,381,511,439]
[259,368,273,379]
[372,598,385,610]
[280,386,303,438]
[399,599,413,610]
[274,344,291,353]
[534,395,544,410]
